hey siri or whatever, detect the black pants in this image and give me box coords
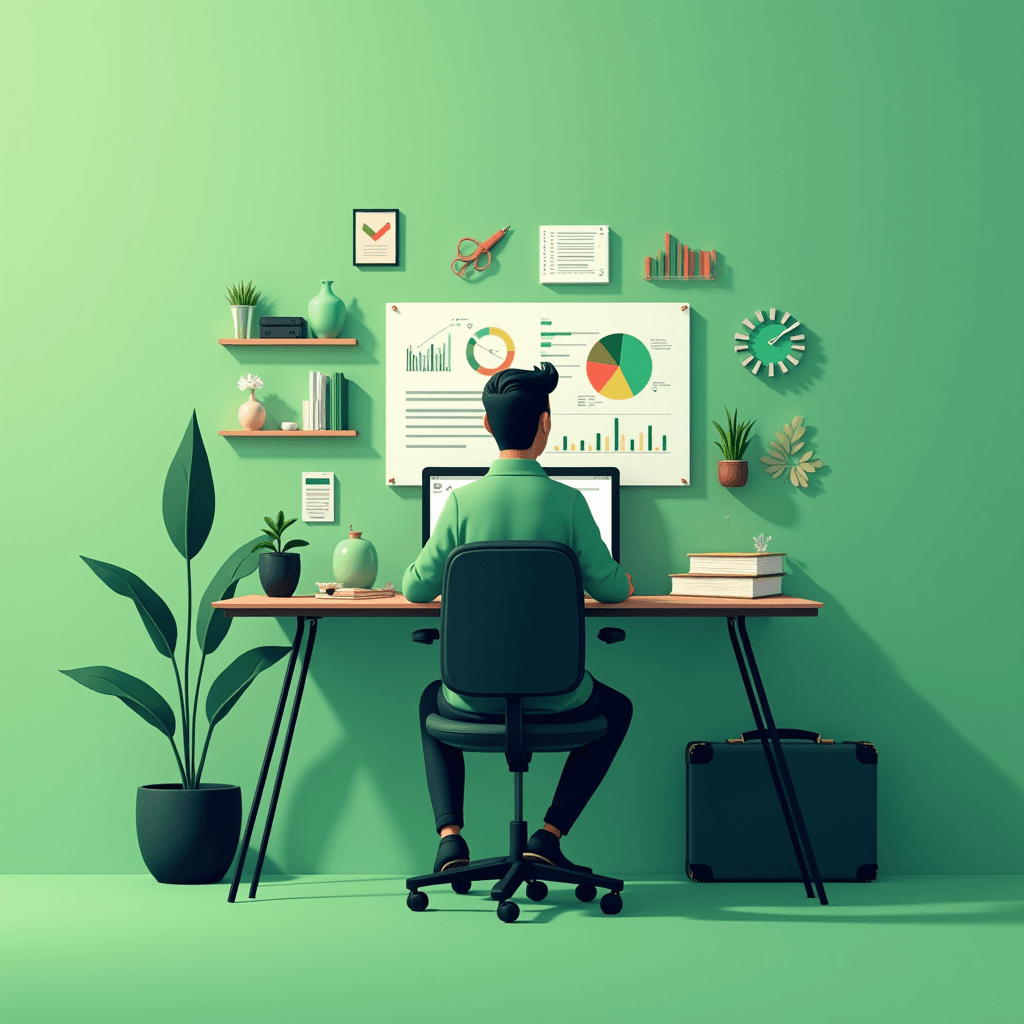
[418,679,633,836]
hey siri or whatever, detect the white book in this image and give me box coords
[302,401,310,431]
[670,574,784,599]
[686,553,785,577]
[309,371,316,428]
[318,372,327,429]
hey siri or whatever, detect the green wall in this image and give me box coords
[2,0,1021,875]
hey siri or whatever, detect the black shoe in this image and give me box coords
[523,829,592,873]
[434,834,470,873]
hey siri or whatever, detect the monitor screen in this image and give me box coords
[424,467,619,561]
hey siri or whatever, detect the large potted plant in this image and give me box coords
[712,406,756,487]
[61,412,291,883]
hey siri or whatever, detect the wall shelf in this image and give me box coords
[219,430,357,437]
[219,338,357,346]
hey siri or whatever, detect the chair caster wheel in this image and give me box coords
[526,881,548,902]
[450,877,471,895]
[496,900,520,923]
[575,883,597,903]
[600,892,623,915]
[407,890,429,912]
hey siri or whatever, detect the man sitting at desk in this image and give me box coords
[403,363,634,875]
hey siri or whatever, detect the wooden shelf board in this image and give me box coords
[218,338,357,346]
[219,430,358,437]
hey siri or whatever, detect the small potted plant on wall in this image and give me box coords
[254,512,308,598]
[712,406,756,487]
[226,278,260,339]
[61,413,292,884]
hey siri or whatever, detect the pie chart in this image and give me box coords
[586,334,652,399]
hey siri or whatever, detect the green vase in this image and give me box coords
[307,280,347,338]
[333,525,377,588]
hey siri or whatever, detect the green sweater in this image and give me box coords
[403,458,630,713]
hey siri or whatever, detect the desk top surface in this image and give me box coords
[214,593,823,618]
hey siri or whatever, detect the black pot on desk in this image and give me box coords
[136,783,241,884]
[259,551,301,597]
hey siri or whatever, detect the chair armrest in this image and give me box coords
[597,627,626,645]
[412,628,440,645]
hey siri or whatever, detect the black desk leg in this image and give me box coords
[248,617,319,899]
[727,617,828,906]
[227,618,306,904]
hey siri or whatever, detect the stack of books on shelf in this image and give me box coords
[669,552,786,599]
[301,371,348,431]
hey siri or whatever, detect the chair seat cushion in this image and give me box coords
[425,713,608,753]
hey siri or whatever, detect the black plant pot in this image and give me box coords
[136,783,241,884]
[259,551,301,597]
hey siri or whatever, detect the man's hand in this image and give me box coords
[625,572,634,598]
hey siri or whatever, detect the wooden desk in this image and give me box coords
[216,593,827,906]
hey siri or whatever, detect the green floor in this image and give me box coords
[2,875,1020,1024]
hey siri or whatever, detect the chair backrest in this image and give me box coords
[440,541,585,699]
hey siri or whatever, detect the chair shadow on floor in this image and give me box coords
[219,874,1024,926]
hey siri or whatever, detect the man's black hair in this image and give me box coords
[481,362,559,450]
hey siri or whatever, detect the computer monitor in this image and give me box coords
[422,466,620,563]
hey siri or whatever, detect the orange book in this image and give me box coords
[644,256,652,279]
[677,243,682,277]
[682,245,689,279]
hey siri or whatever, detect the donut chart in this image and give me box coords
[586,334,652,399]
[466,326,515,376]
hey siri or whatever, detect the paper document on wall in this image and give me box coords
[385,302,690,486]
[540,226,609,283]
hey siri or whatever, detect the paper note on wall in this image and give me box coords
[385,302,690,486]
[540,225,609,283]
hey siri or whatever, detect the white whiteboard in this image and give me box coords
[385,302,690,486]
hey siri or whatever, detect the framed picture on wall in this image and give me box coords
[353,209,399,266]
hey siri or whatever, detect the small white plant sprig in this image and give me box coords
[753,533,772,553]
[237,374,264,393]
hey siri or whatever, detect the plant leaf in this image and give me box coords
[251,541,276,553]
[264,516,278,533]
[81,557,177,657]
[714,441,725,455]
[281,539,308,552]
[792,416,803,429]
[771,466,787,478]
[791,441,805,454]
[60,666,176,737]
[196,536,263,655]
[206,646,292,728]
[790,467,801,487]
[162,411,215,560]
[799,450,815,462]
[281,518,297,532]
[810,460,824,468]
[792,426,806,442]
[761,455,783,465]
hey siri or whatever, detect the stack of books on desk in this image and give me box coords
[314,582,396,600]
[669,552,785,599]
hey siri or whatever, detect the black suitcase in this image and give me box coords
[685,728,877,882]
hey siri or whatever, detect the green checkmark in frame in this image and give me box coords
[361,223,376,238]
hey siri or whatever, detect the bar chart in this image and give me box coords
[406,334,452,372]
[644,232,716,281]
[553,417,668,453]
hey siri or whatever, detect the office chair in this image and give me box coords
[405,540,627,923]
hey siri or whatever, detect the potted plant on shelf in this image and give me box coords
[61,412,291,884]
[254,511,308,598]
[712,406,756,487]
[226,278,260,339]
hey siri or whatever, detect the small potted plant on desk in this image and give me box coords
[254,512,308,598]
[713,406,756,487]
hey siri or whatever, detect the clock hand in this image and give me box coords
[478,344,501,358]
[768,322,799,345]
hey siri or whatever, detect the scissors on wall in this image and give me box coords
[451,226,510,278]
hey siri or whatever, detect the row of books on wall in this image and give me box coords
[302,371,349,431]
[669,552,785,598]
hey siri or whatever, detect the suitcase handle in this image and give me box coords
[731,729,834,744]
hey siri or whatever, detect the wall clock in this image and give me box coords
[734,309,806,377]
